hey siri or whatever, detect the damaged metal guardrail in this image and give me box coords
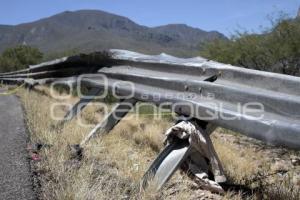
[0,49,300,192]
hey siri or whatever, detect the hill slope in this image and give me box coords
[0,10,226,57]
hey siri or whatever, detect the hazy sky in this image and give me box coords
[0,0,299,36]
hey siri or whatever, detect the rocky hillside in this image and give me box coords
[0,10,226,57]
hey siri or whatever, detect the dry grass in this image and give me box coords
[212,132,269,185]
[212,129,300,200]
[18,88,208,199]
[17,87,299,200]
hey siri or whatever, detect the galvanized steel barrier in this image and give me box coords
[1,49,300,192]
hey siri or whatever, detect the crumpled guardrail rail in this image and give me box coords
[0,49,300,149]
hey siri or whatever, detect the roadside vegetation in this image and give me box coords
[0,45,80,73]
[200,15,300,76]
[17,87,300,200]
[0,45,43,72]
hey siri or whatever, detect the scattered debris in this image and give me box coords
[27,143,52,153]
[271,160,291,172]
[27,143,52,162]
[30,153,42,162]
[290,155,300,166]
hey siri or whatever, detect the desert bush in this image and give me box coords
[0,45,43,72]
[201,15,300,76]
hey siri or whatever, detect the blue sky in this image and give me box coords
[0,0,299,36]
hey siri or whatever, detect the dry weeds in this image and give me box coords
[17,87,299,200]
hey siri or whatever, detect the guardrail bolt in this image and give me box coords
[184,85,189,91]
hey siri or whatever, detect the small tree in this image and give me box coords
[200,16,300,76]
[0,45,43,72]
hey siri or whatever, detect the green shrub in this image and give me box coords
[201,16,300,76]
[0,45,43,72]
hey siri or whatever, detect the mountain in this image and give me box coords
[0,10,227,57]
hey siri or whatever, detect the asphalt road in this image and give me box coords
[0,89,36,200]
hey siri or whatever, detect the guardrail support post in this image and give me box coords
[141,119,226,194]
[80,98,137,146]
[64,87,103,121]
[55,88,103,128]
